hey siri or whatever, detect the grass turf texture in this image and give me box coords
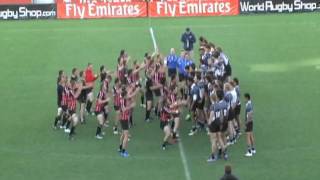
[0,13,320,180]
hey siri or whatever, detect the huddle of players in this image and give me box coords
[165,36,256,161]
[53,39,255,160]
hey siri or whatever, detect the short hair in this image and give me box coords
[100,65,105,73]
[244,93,251,100]
[79,71,84,78]
[58,70,64,76]
[120,49,125,56]
[208,42,215,49]
[233,77,239,85]
[212,51,220,58]
[225,165,232,174]
[186,27,190,32]
[114,78,119,84]
[216,47,223,53]
[72,68,77,74]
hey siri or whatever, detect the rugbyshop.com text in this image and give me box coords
[0,7,56,19]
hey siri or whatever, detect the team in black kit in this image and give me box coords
[53,36,256,161]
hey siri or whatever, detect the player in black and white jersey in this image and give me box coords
[233,78,241,137]
[244,93,256,157]
[207,90,228,162]
[216,47,232,82]
[224,83,237,145]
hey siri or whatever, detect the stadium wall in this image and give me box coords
[0,0,319,20]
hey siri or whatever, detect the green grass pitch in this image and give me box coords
[0,13,319,180]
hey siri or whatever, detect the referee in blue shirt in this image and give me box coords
[177,52,187,82]
[166,48,178,78]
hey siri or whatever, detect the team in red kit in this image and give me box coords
[54,35,256,161]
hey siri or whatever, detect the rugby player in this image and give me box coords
[244,93,256,157]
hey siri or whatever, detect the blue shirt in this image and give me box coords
[184,59,194,76]
[185,59,194,68]
[177,57,187,74]
[166,54,178,69]
[211,100,228,122]
[190,83,200,101]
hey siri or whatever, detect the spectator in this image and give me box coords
[220,165,239,180]
[181,27,196,57]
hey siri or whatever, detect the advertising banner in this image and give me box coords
[0,0,32,5]
[57,0,147,19]
[148,0,239,17]
[0,4,56,20]
[239,0,320,13]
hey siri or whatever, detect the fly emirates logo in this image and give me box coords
[155,1,232,16]
[65,3,140,18]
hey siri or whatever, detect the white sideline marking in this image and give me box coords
[178,139,192,180]
[149,27,158,53]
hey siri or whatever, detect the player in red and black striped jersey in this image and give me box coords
[59,78,71,129]
[100,72,112,128]
[117,56,129,84]
[112,78,122,135]
[160,98,176,150]
[118,88,137,158]
[153,61,166,117]
[66,79,83,140]
[168,85,188,139]
[94,84,110,140]
[168,85,180,139]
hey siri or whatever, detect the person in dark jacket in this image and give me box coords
[181,27,196,57]
[220,165,239,180]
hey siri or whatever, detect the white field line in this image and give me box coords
[178,139,192,180]
[149,27,158,53]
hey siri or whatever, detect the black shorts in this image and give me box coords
[209,120,220,133]
[235,104,241,116]
[245,121,253,132]
[160,121,169,130]
[146,92,153,101]
[61,105,68,112]
[87,88,93,93]
[172,113,180,119]
[154,89,161,97]
[228,108,235,121]
[120,120,129,130]
[178,73,185,82]
[220,120,228,132]
[114,105,120,111]
[225,64,232,76]
[168,68,177,78]
[197,99,205,110]
[77,93,86,103]
[68,110,76,115]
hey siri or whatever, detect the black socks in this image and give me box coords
[86,101,92,112]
